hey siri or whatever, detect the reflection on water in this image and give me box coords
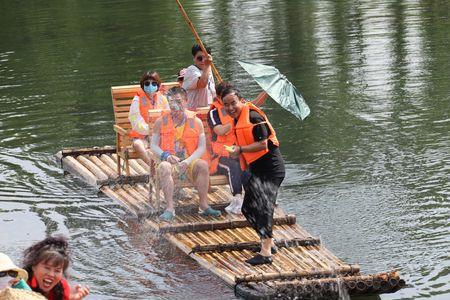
[0,0,449,299]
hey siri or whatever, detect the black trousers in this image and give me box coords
[242,173,284,239]
[216,156,243,196]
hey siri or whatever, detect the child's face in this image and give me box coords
[32,260,63,293]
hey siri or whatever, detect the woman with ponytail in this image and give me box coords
[23,235,89,300]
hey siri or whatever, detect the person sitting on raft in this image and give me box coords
[207,82,244,214]
[128,70,170,165]
[222,86,285,266]
[150,86,222,222]
[23,235,90,300]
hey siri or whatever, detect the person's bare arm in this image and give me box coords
[213,123,232,136]
[197,54,213,88]
[150,118,164,158]
[229,139,267,158]
[180,118,206,172]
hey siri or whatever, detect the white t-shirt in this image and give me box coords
[182,65,216,110]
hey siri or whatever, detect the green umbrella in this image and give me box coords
[238,60,310,120]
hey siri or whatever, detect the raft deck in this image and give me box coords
[57,146,405,299]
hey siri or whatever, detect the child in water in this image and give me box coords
[23,235,90,300]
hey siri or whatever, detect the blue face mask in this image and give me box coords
[144,83,158,94]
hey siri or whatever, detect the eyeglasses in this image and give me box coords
[144,81,158,87]
[195,55,205,62]
[0,270,18,278]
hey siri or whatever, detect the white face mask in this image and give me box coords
[0,275,15,289]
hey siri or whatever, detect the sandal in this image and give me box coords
[159,210,175,222]
[245,254,273,265]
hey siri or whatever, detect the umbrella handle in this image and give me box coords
[175,0,223,83]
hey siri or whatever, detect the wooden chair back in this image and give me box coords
[111,82,179,175]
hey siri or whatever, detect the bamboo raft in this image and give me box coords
[57,146,405,299]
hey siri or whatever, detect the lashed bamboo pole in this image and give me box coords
[77,155,109,182]
[114,187,143,212]
[164,234,235,285]
[135,158,150,172]
[199,231,255,275]
[159,215,296,234]
[279,246,311,271]
[191,237,321,254]
[101,186,137,214]
[88,155,117,179]
[147,202,229,218]
[99,154,119,175]
[111,154,139,176]
[264,271,404,295]
[235,265,360,284]
[97,174,149,187]
[60,146,116,158]
[128,159,147,175]
[175,0,222,83]
[122,185,152,209]
[62,156,98,186]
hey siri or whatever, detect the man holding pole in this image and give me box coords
[182,44,216,111]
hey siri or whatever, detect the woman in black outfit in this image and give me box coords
[221,86,285,265]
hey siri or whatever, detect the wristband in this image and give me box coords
[238,146,243,154]
[160,151,171,161]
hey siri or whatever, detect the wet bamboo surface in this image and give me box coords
[57,147,405,299]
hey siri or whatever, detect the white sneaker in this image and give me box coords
[225,196,237,214]
[230,194,243,215]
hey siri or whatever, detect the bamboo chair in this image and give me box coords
[111,82,179,176]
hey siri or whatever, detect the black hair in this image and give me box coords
[221,86,242,100]
[23,235,71,300]
[139,70,162,90]
[215,81,233,98]
[191,44,211,56]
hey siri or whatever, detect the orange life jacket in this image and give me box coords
[159,110,209,162]
[129,90,167,139]
[234,102,279,170]
[29,275,70,300]
[208,100,237,174]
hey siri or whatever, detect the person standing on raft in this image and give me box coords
[222,86,285,266]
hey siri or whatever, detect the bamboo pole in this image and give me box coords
[175,0,222,83]
[235,265,360,284]
[129,159,147,175]
[99,154,119,175]
[61,146,116,158]
[114,187,145,212]
[97,174,149,187]
[122,185,151,209]
[147,202,229,218]
[159,214,296,234]
[135,158,150,171]
[101,186,137,215]
[266,271,404,295]
[62,156,98,186]
[76,155,109,182]
[190,237,320,254]
[111,154,139,176]
[88,155,117,179]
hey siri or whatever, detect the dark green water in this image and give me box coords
[1,0,449,299]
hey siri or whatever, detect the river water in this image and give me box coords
[0,0,449,299]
